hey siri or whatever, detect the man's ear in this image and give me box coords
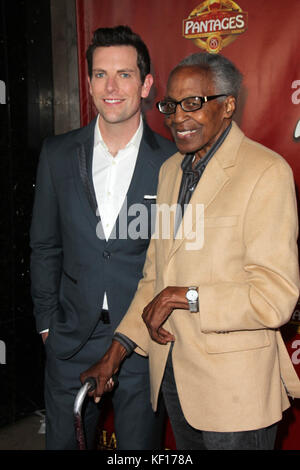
[141,74,154,99]
[224,96,236,118]
[87,76,93,96]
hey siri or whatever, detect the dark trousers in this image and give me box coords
[44,320,164,450]
[161,349,278,450]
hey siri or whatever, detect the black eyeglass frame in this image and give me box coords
[156,94,228,115]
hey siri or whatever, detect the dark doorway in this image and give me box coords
[0,0,54,426]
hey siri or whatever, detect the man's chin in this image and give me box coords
[175,142,195,155]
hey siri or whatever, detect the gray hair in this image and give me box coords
[172,52,243,99]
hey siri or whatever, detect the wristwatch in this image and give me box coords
[185,286,199,313]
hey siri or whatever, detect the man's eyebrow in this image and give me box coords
[92,68,136,73]
[117,68,136,73]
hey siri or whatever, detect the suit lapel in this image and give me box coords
[78,140,98,217]
[126,125,159,207]
[156,155,182,258]
[71,118,102,230]
[169,157,229,258]
[167,122,243,259]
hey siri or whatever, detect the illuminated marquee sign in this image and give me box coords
[183,0,248,53]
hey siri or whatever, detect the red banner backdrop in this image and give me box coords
[75,0,300,450]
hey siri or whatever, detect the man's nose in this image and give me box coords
[172,104,188,123]
[105,76,118,93]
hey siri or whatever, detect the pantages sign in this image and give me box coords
[183,0,248,53]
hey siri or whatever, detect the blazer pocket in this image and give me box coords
[63,269,77,284]
[205,329,270,354]
[59,268,82,316]
[204,215,238,228]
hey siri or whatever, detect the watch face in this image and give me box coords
[186,289,198,301]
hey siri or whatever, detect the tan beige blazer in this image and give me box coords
[116,121,300,432]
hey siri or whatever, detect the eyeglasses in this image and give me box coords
[156,94,228,115]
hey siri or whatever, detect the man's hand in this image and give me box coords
[80,340,127,403]
[142,286,189,345]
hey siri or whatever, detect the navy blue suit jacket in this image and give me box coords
[30,118,176,366]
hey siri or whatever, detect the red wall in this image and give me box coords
[76,0,300,450]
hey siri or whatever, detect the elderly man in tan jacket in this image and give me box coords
[81,52,300,450]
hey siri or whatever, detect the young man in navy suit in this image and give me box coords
[30,25,176,450]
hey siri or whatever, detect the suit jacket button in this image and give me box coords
[103,250,111,259]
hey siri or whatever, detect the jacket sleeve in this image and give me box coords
[199,159,300,333]
[30,139,63,333]
[114,164,168,355]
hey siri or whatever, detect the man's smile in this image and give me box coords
[174,128,199,139]
[103,98,124,104]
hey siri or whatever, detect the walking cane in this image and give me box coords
[74,377,97,450]
[73,376,118,450]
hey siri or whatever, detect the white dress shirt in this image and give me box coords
[92,114,143,310]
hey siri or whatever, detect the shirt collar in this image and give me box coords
[181,122,232,172]
[94,114,144,153]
